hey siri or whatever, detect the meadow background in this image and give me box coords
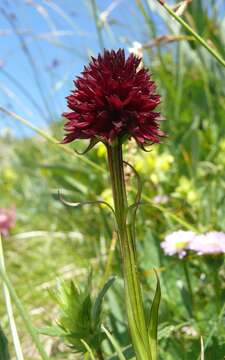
[0,0,225,359]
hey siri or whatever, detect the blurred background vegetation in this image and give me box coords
[0,1,225,359]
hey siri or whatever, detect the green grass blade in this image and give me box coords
[156,0,225,67]
[148,270,161,360]
[89,0,104,51]
[92,277,115,326]
[200,337,204,360]
[198,302,225,358]
[0,244,50,360]
[0,107,104,173]
[0,235,24,360]
[102,325,126,360]
[81,339,97,360]
[99,233,117,288]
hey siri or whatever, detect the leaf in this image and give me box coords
[82,295,92,325]
[148,270,161,360]
[92,277,115,326]
[102,325,126,360]
[0,325,10,360]
[107,344,134,360]
[80,339,97,360]
[38,326,65,337]
[173,0,190,17]
[58,191,115,215]
[74,138,99,155]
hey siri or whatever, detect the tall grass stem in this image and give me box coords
[156,0,225,67]
[0,107,104,173]
[0,243,50,360]
[0,235,24,360]
[90,0,104,51]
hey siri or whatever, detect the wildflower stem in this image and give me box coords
[212,260,221,314]
[107,140,151,360]
[183,259,194,314]
[213,274,220,314]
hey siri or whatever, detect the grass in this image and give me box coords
[0,0,225,359]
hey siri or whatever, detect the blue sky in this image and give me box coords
[0,0,163,136]
[0,0,221,137]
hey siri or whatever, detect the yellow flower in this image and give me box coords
[219,139,225,152]
[176,176,192,194]
[3,167,17,182]
[187,190,198,203]
[217,139,225,166]
[133,149,157,172]
[150,173,158,184]
[133,155,147,172]
[97,143,107,157]
[174,176,199,204]
[156,153,174,171]
[133,150,174,184]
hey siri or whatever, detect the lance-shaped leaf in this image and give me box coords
[148,270,161,360]
[107,344,134,360]
[101,325,126,360]
[92,277,116,327]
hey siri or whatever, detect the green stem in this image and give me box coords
[106,140,151,360]
[182,259,194,316]
[157,0,225,67]
[102,325,126,360]
[212,266,220,314]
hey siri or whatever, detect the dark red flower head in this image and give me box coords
[62,49,164,147]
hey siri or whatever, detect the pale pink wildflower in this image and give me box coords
[189,232,225,255]
[161,230,196,258]
[153,194,169,204]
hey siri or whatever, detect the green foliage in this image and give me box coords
[148,271,161,360]
[43,276,115,355]
[0,326,10,360]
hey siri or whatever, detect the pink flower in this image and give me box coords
[153,194,169,204]
[189,232,225,255]
[161,230,196,258]
[0,207,16,236]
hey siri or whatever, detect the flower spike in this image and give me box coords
[62,49,164,148]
